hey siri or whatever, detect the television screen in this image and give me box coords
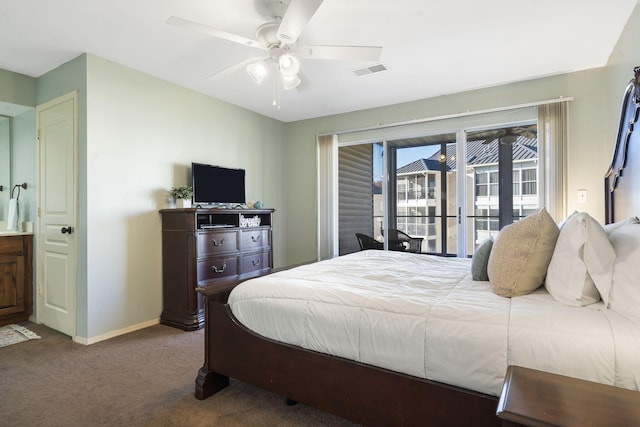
[192,162,246,205]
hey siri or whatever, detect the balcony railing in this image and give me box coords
[398,191,437,201]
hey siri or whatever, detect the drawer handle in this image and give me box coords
[251,235,261,243]
[211,238,225,247]
[212,263,227,273]
[251,259,261,266]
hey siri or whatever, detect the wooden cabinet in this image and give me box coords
[0,234,33,326]
[159,208,273,330]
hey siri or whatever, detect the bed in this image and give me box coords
[195,67,640,427]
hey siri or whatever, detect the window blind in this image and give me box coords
[338,144,375,255]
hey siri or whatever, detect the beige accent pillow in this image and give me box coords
[488,208,560,297]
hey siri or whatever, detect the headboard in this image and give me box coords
[605,66,640,224]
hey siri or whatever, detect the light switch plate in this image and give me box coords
[577,189,588,203]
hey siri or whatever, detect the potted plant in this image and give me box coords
[169,185,193,209]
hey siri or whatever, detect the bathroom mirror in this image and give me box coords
[0,115,10,221]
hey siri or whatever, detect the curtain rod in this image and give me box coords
[318,97,573,137]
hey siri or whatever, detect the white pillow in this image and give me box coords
[603,216,639,235]
[557,210,578,229]
[607,223,640,322]
[545,212,615,306]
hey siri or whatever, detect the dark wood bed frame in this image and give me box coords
[195,67,640,426]
[605,66,640,224]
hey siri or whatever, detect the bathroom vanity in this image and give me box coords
[0,232,33,326]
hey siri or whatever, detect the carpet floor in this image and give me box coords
[0,322,359,427]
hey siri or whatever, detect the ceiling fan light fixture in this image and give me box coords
[246,61,269,84]
[281,73,301,90]
[278,54,300,77]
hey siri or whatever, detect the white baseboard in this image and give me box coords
[73,318,160,345]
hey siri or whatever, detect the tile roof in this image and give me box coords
[396,137,537,174]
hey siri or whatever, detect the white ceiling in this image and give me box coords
[0,0,637,122]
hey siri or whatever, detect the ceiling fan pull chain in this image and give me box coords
[272,62,281,110]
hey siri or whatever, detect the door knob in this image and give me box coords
[61,226,73,234]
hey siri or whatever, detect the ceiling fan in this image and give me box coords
[167,0,382,91]
[468,125,537,145]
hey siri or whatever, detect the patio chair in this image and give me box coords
[355,233,384,250]
[386,229,423,253]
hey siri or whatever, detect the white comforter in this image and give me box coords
[228,250,640,396]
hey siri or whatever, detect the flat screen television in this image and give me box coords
[191,162,246,206]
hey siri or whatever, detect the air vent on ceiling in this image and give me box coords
[351,63,387,77]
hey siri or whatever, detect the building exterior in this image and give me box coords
[394,137,539,255]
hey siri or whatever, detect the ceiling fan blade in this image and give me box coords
[470,125,537,144]
[277,0,324,44]
[167,16,265,50]
[296,45,382,62]
[207,56,271,80]
[512,125,538,139]
[468,129,505,141]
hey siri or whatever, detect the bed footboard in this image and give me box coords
[195,366,229,400]
[197,294,500,427]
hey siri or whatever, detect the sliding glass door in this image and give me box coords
[336,122,540,257]
[466,124,540,252]
[389,133,458,256]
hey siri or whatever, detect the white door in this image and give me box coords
[36,91,77,338]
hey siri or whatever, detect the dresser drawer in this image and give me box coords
[197,255,240,283]
[241,250,271,275]
[241,229,270,251]
[0,236,24,254]
[197,231,240,257]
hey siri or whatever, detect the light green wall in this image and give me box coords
[83,55,286,338]
[604,3,640,148]
[0,69,36,107]
[283,73,597,264]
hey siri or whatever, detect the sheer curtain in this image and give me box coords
[317,134,338,260]
[538,102,568,222]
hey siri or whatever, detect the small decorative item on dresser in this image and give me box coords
[247,200,263,209]
[175,198,192,208]
[240,214,261,227]
[169,185,193,209]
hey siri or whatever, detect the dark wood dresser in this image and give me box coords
[159,208,273,330]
